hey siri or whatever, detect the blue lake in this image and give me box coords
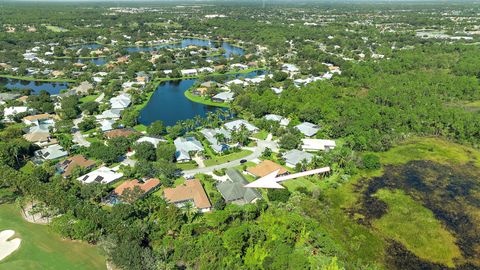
[0,77,70,95]
[138,70,265,126]
[126,38,245,57]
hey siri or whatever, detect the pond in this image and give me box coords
[0,204,106,270]
[0,77,70,95]
[125,38,245,57]
[138,70,265,127]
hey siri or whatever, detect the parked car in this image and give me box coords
[240,159,247,164]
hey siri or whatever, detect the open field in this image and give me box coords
[0,204,105,270]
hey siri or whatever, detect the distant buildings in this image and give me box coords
[301,139,336,152]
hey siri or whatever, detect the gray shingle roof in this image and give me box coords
[217,169,262,204]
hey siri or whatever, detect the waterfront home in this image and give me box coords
[282,149,314,168]
[0,93,20,103]
[199,128,232,153]
[56,155,96,178]
[264,114,290,126]
[164,179,211,212]
[212,91,234,103]
[301,139,336,152]
[174,137,204,162]
[110,93,131,110]
[282,63,299,73]
[230,63,249,70]
[246,160,288,178]
[217,169,262,205]
[224,119,258,133]
[181,69,198,76]
[198,67,214,73]
[34,144,68,161]
[193,87,208,96]
[77,166,123,184]
[295,122,320,137]
[96,109,122,120]
[98,119,116,132]
[22,113,54,126]
[136,136,166,148]
[71,81,93,96]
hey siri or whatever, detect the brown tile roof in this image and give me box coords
[23,132,50,143]
[163,179,211,209]
[22,113,52,122]
[114,178,160,196]
[105,128,139,139]
[60,155,96,177]
[247,160,288,178]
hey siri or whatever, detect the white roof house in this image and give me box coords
[283,149,314,168]
[264,114,290,126]
[3,106,32,122]
[34,144,68,161]
[181,69,198,76]
[174,137,204,162]
[282,63,299,73]
[77,166,123,184]
[98,119,116,132]
[136,136,166,148]
[302,139,336,152]
[212,91,234,103]
[295,122,320,137]
[271,87,283,94]
[96,109,122,120]
[200,128,231,153]
[224,120,258,132]
[110,93,131,110]
[225,79,247,86]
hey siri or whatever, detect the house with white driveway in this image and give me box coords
[174,137,204,162]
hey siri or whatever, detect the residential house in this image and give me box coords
[96,108,122,120]
[0,93,20,103]
[200,128,232,153]
[217,169,262,205]
[77,166,123,184]
[105,128,138,139]
[56,155,96,178]
[224,119,258,133]
[174,137,204,162]
[295,122,320,137]
[112,178,160,202]
[271,87,283,95]
[71,81,93,96]
[282,63,300,73]
[230,63,248,70]
[283,149,314,168]
[3,106,32,122]
[264,114,290,126]
[136,136,166,148]
[181,69,198,77]
[110,93,131,110]
[98,119,116,132]
[193,87,208,96]
[164,179,211,212]
[34,144,68,161]
[301,139,336,152]
[22,113,54,126]
[212,91,234,103]
[246,160,288,178]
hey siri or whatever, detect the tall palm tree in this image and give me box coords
[183,201,197,223]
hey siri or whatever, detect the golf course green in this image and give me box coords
[0,204,106,270]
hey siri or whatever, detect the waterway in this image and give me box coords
[0,77,70,95]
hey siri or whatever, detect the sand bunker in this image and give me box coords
[0,230,21,261]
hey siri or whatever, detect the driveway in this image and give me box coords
[183,136,278,175]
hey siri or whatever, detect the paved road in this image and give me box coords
[72,114,91,147]
[183,138,278,175]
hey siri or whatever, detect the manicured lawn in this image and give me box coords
[184,90,230,108]
[252,130,268,140]
[0,204,106,270]
[204,150,253,167]
[373,189,462,267]
[79,94,99,103]
[133,124,147,132]
[282,176,321,192]
[176,162,198,170]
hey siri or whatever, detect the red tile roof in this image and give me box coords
[163,179,211,209]
[114,178,161,196]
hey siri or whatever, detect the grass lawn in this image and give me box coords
[252,130,268,140]
[0,74,76,83]
[44,25,68,32]
[184,90,230,108]
[133,124,147,132]
[79,94,99,103]
[0,204,106,270]
[373,189,462,267]
[176,162,198,170]
[282,176,321,192]
[204,150,252,167]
